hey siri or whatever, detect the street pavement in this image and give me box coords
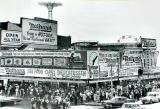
[1,99,160,109]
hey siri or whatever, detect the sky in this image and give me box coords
[0,0,160,65]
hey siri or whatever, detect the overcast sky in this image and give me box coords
[0,0,160,65]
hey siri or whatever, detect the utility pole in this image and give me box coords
[110,63,113,98]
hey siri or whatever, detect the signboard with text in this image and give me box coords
[0,67,88,79]
[0,51,87,70]
[21,18,57,45]
[120,49,143,76]
[141,50,159,73]
[141,38,156,49]
[87,51,99,79]
[99,51,119,78]
[0,51,71,57]
[1,30,22,45]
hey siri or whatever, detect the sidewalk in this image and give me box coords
[83,102,102,106]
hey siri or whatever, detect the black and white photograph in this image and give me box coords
[0,0,160,109]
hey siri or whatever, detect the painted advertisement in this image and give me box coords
[33,58,41,66]
[99,51,119,78]
[120,49,143,76]
[13,58,22,66]
[53,58,68,68]
[0,51,87,70]
[87,51,99,79]
[21,18,57,45]
[141,38,156,49]
[42,58,53,66]
[5,58,13,66]
[69,51,87,70]
[0,67,88,79]
[1,30,22,45]
[23,58,32,66]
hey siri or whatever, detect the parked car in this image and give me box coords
[147,92,160,101]
[101,96,135,109]
[140,92,159,104]
[0,95,22,107]
[119,102,145,109]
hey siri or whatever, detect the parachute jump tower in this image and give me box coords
[39,1,62,20]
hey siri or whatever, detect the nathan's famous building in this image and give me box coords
[0,17,159,89]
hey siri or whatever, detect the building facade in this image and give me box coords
[0,17,159,89]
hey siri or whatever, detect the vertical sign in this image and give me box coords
[87,51,99,79]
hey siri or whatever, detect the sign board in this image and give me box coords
[56,69,88,79]
[33,58,41,66]
[141,50,159,72]
[141,38,156,49]
[0,67,25,75]
[87,51,99,79]
[23,58,32,66]
[1,30,22,45]
[120,67,139,77]
[0,51,71,57]
[0,51,87,70]
[5,58,13,66]
[13,58,22,66]
[42,58,52,65]
[0,67,89,79]
[21,18,57,45]
[53,58,68,67]
[120,49,143,76]
[99,51,119,78]
[70,51,87,69]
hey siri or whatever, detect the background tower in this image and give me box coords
[39,1,62,20]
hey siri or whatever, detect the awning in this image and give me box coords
[0,76,86,83]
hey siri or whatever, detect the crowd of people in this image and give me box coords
[0,79,160,109]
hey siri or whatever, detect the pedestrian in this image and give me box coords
[41,96,49,109]
[31,97,36,109]
[36,97,41,109]
[15,84,19,97]
[20,87,25,98]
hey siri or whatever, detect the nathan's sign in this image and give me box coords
[0,67,88,79]
[0,67,25,75]
[1,30,22,45]
[141,38,156,49]
[21,18,57,45]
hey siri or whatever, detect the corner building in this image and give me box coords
[0,17,88,90]
[0,18,159,90]
[72,37,159,89]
